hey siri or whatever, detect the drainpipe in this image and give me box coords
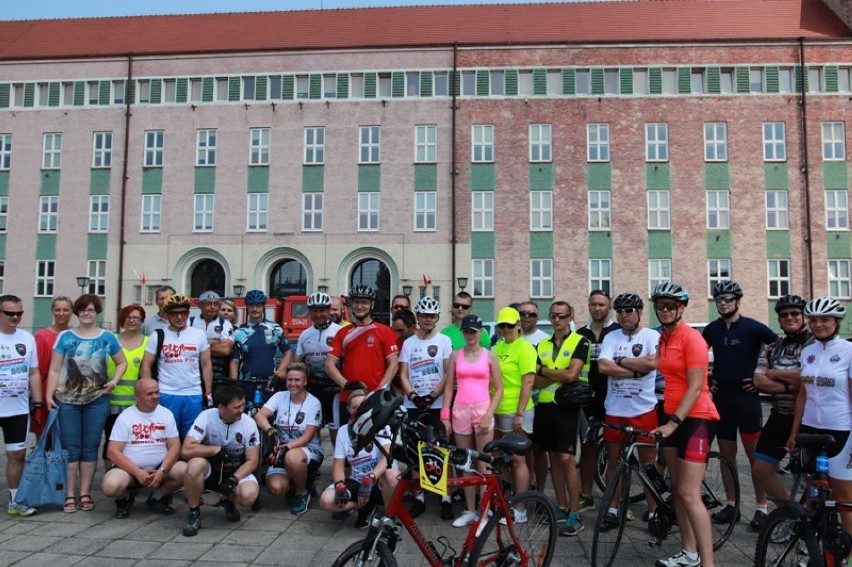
[450,43,458,296]
[116,54,133,321]
[797,38,814,298]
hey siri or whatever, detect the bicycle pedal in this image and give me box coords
[647,538,663,548]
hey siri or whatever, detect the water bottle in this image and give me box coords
[644,463,668,494]
[816,454,830,474]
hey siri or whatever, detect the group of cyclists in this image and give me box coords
[0,277,850,565]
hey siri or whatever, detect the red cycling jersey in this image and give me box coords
[658,323,719,421]
[328,321,399,402]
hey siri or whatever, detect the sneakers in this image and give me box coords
[354,504,376,529]
[499,507,528,525]
[559,511,584,536]
[578,495,595,513]
[291,492,310,516]
[711,505,739,524]
[441,500,454,520]
[222,499,240,522]
[655,550,701,567]
[599,512,620,532]
[452,509,478,528]
[113,494,134,519]
[409,498,426,518]
[146,495,174,515]
[750,510,769,532]
[182,508,202,537]
[7,501,36,517]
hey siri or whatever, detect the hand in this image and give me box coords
[265,445,289,467]
[512,414,524,434]
[413,395,430,412]
[441,419,452,436]
[134,469,156,486]
[477,413,494,435]
[217,475,239,496]
[335,482,351,508]
[358,474,375,506]
[30,402,45,429]
[102,380,117,393]
[264,427,279,445]
[786,436,797,454]
[742,378,757,394]
[709,377,719,395]
[209,446,227,468]
[422,393,436,407]
[144,468,165,488]
[45,394,58,411]
[204,393,215,409]
[651,421,678,439]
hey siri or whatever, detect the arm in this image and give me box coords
[282,424,319,450]
[332,457,347,484]
[145,436,182,489]
[787,382,808,451]
[597,357,633,378]
[254,406,275,433]
[45,350,64,410]
[200,350,213,396]
[181,434,223,460]
[537,358,584,385]
[28,366,42,404]
[273,349,292,378]
[618,352,658,374]
[325,355,347,389]
[107,440,154,485]
[480,351,504,431]
[654,366,704,439]
[441,351,458,432]
[140,351,154,381]
[105,350,128,393]
[231,444,260,481]
[377,353,400,390]
[229,358,239,380]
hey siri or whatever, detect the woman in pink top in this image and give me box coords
[441,315,503,527]
[32,296,73,436]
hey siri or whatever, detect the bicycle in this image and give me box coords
[754,433,852,567]
[333,408,558,567]
[591,421,740,567]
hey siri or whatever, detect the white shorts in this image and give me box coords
[830,430,852,481]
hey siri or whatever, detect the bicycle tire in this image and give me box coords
[468,490,557,567]
[333,539,398,567]
[592,462,632,567]
[595,437,651,504]
[703,452,740,550]
[754,506,822,567]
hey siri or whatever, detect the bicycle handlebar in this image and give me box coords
[590,418,665,464]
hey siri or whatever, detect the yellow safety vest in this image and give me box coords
[536,332,590,404]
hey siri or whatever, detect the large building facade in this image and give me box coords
[0,0,850,332]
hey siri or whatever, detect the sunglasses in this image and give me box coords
[653,302,679,312]
[615,308,638,314]
[452,303,471,310]
[779,311,802,319]
[549,313,570,320]
[497,323,516,329]
[519,310,538,317]
[392,305,407,311]
[1,310,23,318]
[715,296,737,304]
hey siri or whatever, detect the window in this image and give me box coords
[707,259,732,297]
[646,123,669,162]
[414,192,437,231]
[461,71,476,96]
[406,72,420,97]
[589,259,612,296]
[530,259,553,298]
[246,193,268,232]
[323,74,337,98]
[575,69,591,95]
[35,260,55,297]
[633,68,649,95]
[826,190,849,230]
[828,259,851,298]
[661,68,676,94]
[87,260,107,296]
[763,122,786,161]
[137,79,150,103]
[141,194,161,232]
[350,74,365,98]
[433,72,449,96]
[295,75,309,99]
[193,194,214,232]
[268,76,282,99]
[92,131,112,168]
[587,123,610,162]
[472,259,494,297]
[518,70,534,96]
[529,124,552,162]
[647,190,671,229]
[196,129,217,166]
[839,67,852,93]
[766,190,789,229]
[249,128,270,165]
[88,195,109,233]
[490,71,505,96]
[778,67,794,94]
[378,73,392,97]
[808,67,824,93]
[691,69,706,94]
[0,134,11,170]
[704,122,728,161]
[42,133,62,169]
[359,126,380,164]
[358,193,380,231]
[471,192,494,231]
[720,68,735,94]
[706,190,730,229]
[649,259,672,295]
[603,69,619,95]
[767,259,791,298]
[113,80,126,104]
[545,70,561,95]
[749,68,765,93]
[39,196,58,233]
[471,125,494,162]
[304,127,325,164]
[163,79,177,103]
[588,190,611,230]
[0,196,6,232]
[415,125,437,163]
[144,130,164,167]
[822,122,846,161]
[302,193,324,231]
[530,191,553,231]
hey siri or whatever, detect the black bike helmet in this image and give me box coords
[774,294,807,314]
[712,280,743,298]
[351,390,403,453]
[553,381,594,409]
[613,292,644,310]
[348,285,377,301]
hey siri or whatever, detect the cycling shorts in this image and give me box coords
[755,410,795,465]
[799,424,852,481]
[664,417,717,464]
[713,390,762,440]
[309,388,340,430]
[0,414,29,452]
[533,403,579,455]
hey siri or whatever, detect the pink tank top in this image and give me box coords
[454,348,491,405]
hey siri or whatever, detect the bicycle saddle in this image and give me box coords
[795,433,835,451]
[483,435,532,456]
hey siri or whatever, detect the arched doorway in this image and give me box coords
[269,259,307,299]
[350,258,391,324]
[190,259,226,298]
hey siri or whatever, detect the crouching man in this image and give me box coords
[102,378,186,519]
[181,384,260,537]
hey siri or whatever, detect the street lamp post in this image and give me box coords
[457,277,468,292]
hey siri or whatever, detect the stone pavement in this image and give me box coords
[0,423,769,566]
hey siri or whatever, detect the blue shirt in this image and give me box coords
[231,320,290,380]
[703,316,777,390]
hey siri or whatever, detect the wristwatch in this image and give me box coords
[159,466,169,475]
[669,414,683,426]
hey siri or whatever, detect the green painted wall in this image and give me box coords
[587,163,611,190]
[36,234,56,258]
[471,232,495,258]
[764,163,788,191]
[823,162,848,190]
[470,164,496,191]
[530,232,553,259]
[472,299,495,322]
[33,298,53,329]
[0,172,7,195]
[40,171,60,195]
[358,165,381,192]
[706,231,732,257]
[141,169,163,194]
[89,169,110,195]
[194,167,216,194]
[827,232,852,258]
[646,163,671,191]
[588,231,612,257]
[87,234,108,259]
[766,231,791,258]
[302,166,324,192]
[704,163,730,190]
[648,231,672,258]
[247,167,269,193]
[529,164,553,190]
[414,164,437,191]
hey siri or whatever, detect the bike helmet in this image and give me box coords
[553,381,594,409]
[307,291,332,308]
[650,282,690,305]
[244,289,267,305]
[198,290,221,302]
[804,296,846,320]
[613,292,644,310]
[712,280,743,298]
[348,285,376,301]
[162,293,191,312]
[351,390,403,453]
[774,294,807,314]
[414,296,441,315]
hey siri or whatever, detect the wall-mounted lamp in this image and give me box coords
[76,276,90,295]
[233,284,245,297]
[457,277,468,291]
[318,285,329,293]
[402,285,413,296]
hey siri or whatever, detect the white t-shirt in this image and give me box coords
[187,408,260,474]
[109,404,179,469]
[191,316,234,341]
[801,337,852,431]
[599,327,660,418]
[521,328,550,348]
[146,326,210,395]
[334,423,392,482]
[0,329,38,417]
[295,322,341,383]
[399,333,453,409]
[263,390,323,455]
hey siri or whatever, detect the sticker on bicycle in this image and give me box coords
[418,442,450,496]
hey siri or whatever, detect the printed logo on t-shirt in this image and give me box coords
[235,432,243,444]
[632,344,643,357]
[15,344,26,356]
[830,354,841,363]
[295,411,305,424]
[367,337,375,346]
[807,354,816,364]
[428,345,438,357]
[326,337,334,346]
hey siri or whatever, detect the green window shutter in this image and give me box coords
[562,68,575,95]
[452,71,461,96]
[364,73,377,98]
[765,67,779,93]
[504,69,518,96]
[282,75,294,99]
[337,74,349,98]
[255,75,267,99]
[99,81,110,105]
[23,83,34,107]
[309,74,321,99]
[795,66,804,93]
[0,84,9,108]
[202,77,214,102]
[48,82,60,106]
[228,77,240,101]
[825,66,838,92]
[149,78,162,103]
[649,68,662,95]
[476,69,489,96]
[591,68,604,95]
[735,67,750,93]
[677,68,691,94]
[706,67,720,94]
[125,81,135,104]
[176,78,188,103]
[74,81,85,106]
[392,72,404,97]
[533,69,547,95]
[620,68,633,94]
[420,71,432,97]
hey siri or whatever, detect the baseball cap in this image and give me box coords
[496,307,520,325]
[198,291,221,302]
[461,315,483,331]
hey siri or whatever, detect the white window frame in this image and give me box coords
[87,259,107,296]
[707,259,732,298]
[472,259,495,298]
[359,126,381,164]
[92,131,112,169]
[589,259,612,296]
[88,195,109,233]
[647,190,671,229]
[648,259,672,296]
[530,191,553,231]
[415,125,437,163]
[587,123,610,162]
[588,190,611,230]
[530,259,553,299]
[302,193,324,232]
[42,133,62,169]
[765,190,789,230]
[414,191,437,231]
[778,67,794,94]
[763,122,786,162]
[471,125,494,163]
[704,122,728,162]
[38,195,58,233]
[193,194,214,233]
[828,259,852,299]
[406,72,421,97]
[0,196,7,233]
[196,129,217,166]
[706,190,731,229]
[825,190,850,230]
[822,122,846,161]
[357,193,380,232]
[144,130,164,167]
[471,191,494,231]
[246,193,268,232]
[0,261,4,294]
[529,124,552,163]
[646,123,669,162]
[140,194,162,233]
[0,134,10,170]
[304,127,325,165]
[767,259,791,299]
[749,67,765,93]
[35,260,55,298]
[249,128,270,165]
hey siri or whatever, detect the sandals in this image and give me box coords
[79,494,95,511]
[63,496,78,513]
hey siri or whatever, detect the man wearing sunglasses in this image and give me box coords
[518,301,549,347]
[702,280,777,529]
[440,291,490,350]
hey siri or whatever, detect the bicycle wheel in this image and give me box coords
[703,452,740,549]
[333,539,398,567]
[754,506,821,567]
[592,462,633,567]
[595,435,608,493]
[468,491,557,567]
